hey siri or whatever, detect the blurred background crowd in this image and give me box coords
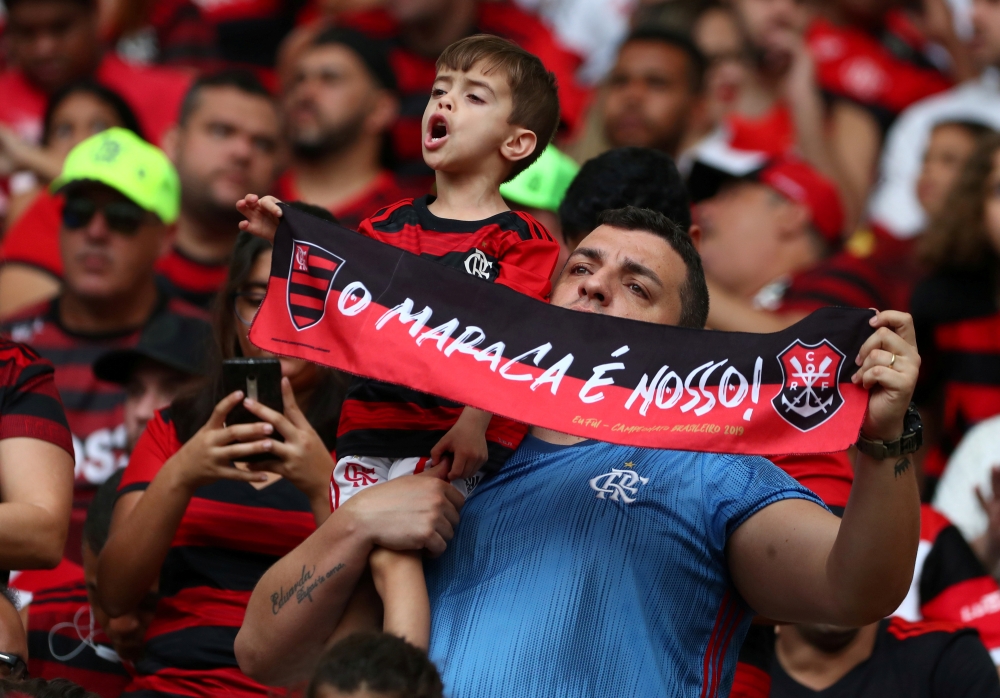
[1,0,1000,696]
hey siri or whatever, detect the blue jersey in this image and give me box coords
[425,436,825,698]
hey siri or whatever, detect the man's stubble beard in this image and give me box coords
[289,110,368,162]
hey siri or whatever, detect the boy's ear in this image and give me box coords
[501,128,538,164]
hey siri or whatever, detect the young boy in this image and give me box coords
[307,632,443,698]
[237,35,562,648]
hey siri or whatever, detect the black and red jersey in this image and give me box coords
[806,13,952,126]
[0,337,73,456]
[892,505,1000,663]
[27,568,132,698]
[118,410,318,698]
[0,295,209,562]
[733,617,999,698]
[273,169,429,231]
[776,251,887,316]
[335,196,560,470]
[771,451,854,512]
[338,3,589,177]
[154,247,230,310]
[911,269,1000,483]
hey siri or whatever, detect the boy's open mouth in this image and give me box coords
[425,114,449,150]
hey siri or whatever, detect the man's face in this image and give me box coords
[174,87,280,225]
[60,184,170,302]
[694,8,748,118]
[422,64,526,176]
[694,181,795,298]
[603,41,699,156]
[732,0,805,58]
[549,225,687,325]
[6,0,100,93]
[916,124,978,219]
[284,44,391,159]
[124,360,198,451]
[83,542,155,663]
[971,0,1000,70]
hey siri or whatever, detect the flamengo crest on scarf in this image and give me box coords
[249,205,874,456]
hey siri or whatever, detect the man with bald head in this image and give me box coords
[237,206,923,698]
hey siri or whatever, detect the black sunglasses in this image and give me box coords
[62,196,149,235]
[0,652,27,679]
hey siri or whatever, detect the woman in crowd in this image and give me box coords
[0,82,145,317]
[97,224,348,697]
[911,132,1000,497]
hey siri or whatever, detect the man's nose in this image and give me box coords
[83,211,113,241]
[579,272,610,305]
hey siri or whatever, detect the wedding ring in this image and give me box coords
[889,353,896,368]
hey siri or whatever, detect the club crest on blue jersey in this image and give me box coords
[589,462,649,504]
[772,339,845,432]
[287,241,344,330]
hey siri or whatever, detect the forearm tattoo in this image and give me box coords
[271,563,346,615]
[894,457,911,479]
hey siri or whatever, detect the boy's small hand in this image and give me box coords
[431,407,492,481]
[237,194,283,243]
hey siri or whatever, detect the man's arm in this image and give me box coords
[235,466,463,686]
[728,310,922,625]
[0,438,73,569]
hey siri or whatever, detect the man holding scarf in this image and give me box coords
[235,206,921,698]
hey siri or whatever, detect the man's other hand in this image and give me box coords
[341,464,464,557]
[851,310,920,442]
[237,194,283,242]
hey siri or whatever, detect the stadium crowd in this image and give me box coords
[0,0,998,696]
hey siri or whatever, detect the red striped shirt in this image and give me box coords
[118,410,318,697]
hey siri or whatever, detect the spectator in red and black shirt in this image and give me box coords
[338,0,590,178]
[0,339,75,584]
[97,231,347,698]
[912,132,1000,492]
[275,27,428,231]
[1,129,210,564]
[732,617,999,698]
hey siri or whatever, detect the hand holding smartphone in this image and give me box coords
[222,358,285,463]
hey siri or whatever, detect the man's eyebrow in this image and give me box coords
[569,247,604,263]
[621,258,664,288]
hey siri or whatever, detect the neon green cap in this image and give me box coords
[51,128,180,225]
[500,145,579,212]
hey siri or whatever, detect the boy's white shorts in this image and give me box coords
[330,455,479,511]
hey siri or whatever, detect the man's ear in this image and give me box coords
[365,90,400,136]
[501,128,537,163]
[161,126,180,163]
[776,201,811,242]
[688,223,702,251]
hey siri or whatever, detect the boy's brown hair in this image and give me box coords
[437,34,560,181]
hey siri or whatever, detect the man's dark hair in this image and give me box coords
[312,27,398,92]
[178,69,273,126]
[597,206,709,328]
[560,148,692,246]
[624,25,707,94]
[82,470,123,556]
[42,80,144,145]
[438,35,560,181]
[0,677,101,698]
[307,632,443,698]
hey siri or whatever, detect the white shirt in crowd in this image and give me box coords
[867,68,1000,239]
[933,414,1000,543]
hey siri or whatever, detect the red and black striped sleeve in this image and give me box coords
[779,253,887,314]
[492,211,560,300]
[119,410,180,496]
[0,340,73,456]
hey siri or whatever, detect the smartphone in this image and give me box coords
[222,358,284,462]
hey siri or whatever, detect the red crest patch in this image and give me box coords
[286,241,344,330]
[771,340,845,431]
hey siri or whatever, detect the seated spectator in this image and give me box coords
[601,27,707,161]
[1,72,283,314]
[691,3,749,143]
[308,633,443,698]
[97,226,348,697]
[500,144,579,282]
[338,0,590,177]
[26,472,142,696]
[275,28,425,230]
[0,339,75,583]
[0,586,28,681]
[724,0,882,226]
[0,128,209,563]
[0,0,192,149]
[0,81,145,317]
[868,0,1000,240]
[731,617,999,698]
[688,144,882,334]
[0,677,100,697]
[806,0,963,127]
[911,132,1000,492]
[934,416,1000,576]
